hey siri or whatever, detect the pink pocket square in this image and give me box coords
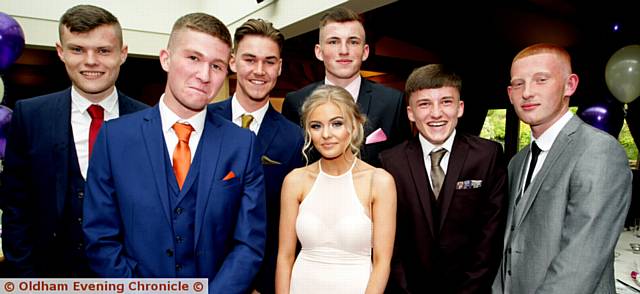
[365,128,387,144]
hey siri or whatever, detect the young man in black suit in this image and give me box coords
[381,64,507,293]
[281,7,410,166]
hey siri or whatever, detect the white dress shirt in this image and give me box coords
[231,94,269,134]
[521,110,573,194]
[325,75,362,102]
[418,129,456,191]
[71,86,119,179]
[159,94,206,164]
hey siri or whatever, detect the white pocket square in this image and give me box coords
[365,128,387,144]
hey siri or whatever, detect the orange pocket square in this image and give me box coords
[222,171,236,181]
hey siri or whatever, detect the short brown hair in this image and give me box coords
[59,5,122,46]
[233,19,284,54]
[512,43,573,74]
[301,85,366,164]
[169,13,232,49]
[320,7,363,28]
[405,64,462,97]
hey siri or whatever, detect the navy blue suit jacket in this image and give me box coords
[209,98,304,293]
[83,105,266,293]
[281,78,411,166]
[0,88,147,277]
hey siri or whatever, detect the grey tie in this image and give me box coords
[430,149,447,199]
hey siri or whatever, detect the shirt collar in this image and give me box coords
[159,94,206,135]
[419,129,456,155]
[325,75,362,101]
[530,110,573,152]
[71,86,118,114]
[230,94,270,126]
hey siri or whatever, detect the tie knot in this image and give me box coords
[172,122,194,142]
[430,148,447,166]
[241,114,254,129]
[87,104,104,120]
[531,141,542,157]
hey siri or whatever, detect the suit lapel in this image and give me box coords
[141,106,172,225]
[194,110,224,247]
[257,106,280,153]
[438,134,469,231]
[53,90,72,216]
[357,78,373,123]
[515,116,579,227]
[406,138,436,237]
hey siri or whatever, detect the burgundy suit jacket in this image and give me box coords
[380,133,507,294]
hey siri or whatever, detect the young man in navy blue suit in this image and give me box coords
[0,5,147,277]
[83,13,266,293]
[209,19,304,294]
[281,7,410,166]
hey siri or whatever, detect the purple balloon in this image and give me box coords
[0,12,25,71]
[578,103,624,137]
[0,105,11,158]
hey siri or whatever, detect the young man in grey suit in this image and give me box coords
[1,5,147,277]
[281,7,410,166]
[492,43,632,294]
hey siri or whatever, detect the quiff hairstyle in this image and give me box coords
[233,19,284,54]
[59,5,122,46]
[405,64,462,98]
[512,43,573,75]
[168,13,231,49]
[300,85,367,164]
[318,7,365,42]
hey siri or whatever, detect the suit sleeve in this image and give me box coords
[83,123,137,277]
[457,143,508,294]
[0,102,37,276]
[535,138,632,294]
[210,133,267,293]
[281,92,302,126]
[380,153,410,294]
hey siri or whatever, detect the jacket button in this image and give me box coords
[77,191,84,199]
[175,207,183,215]
[77,217,83,223]
[176,236,184,243]
[507,248,511,254]
[176,264,182,271]
[507,270,511,276]
[510,225,515,231]
[166,249,174,257]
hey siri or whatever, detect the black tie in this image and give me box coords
[523,142,542,191]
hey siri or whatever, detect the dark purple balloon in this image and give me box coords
[578,103,624,137]
[0,12,25,71]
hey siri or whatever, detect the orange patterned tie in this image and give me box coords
[172,122,194,189]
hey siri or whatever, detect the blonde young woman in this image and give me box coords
[275,85,396,294]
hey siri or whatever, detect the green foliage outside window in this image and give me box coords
[479,108,638,166]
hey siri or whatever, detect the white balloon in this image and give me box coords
[0,77,4,104]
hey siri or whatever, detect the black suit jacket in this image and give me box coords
[209,98,304,293]
[0,88,147,277]
[380,133,507,294]
[281,79,411,166]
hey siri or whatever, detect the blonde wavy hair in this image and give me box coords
[300,85,366,164]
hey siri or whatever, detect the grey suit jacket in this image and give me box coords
[492,115,632,294]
